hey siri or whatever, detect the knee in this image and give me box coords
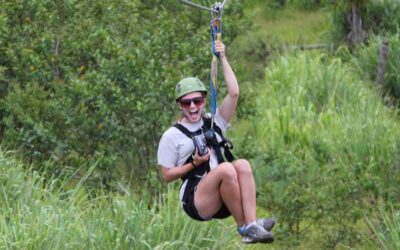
[218,162,238,180]
[233,159,253,176]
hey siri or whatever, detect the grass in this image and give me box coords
[245,3,329,45]
[230,2,330,82]
[0,150,242,249]
[229,3,400,248]
[229,51,400,249]
[365,204,400,249]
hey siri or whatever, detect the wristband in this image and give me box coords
[191,160,199,168]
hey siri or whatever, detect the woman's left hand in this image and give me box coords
[215,40,225,58]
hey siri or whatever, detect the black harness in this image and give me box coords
[173,117,235,205]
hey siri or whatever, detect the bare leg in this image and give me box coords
[232,159,257,224]
[194,162,245,226]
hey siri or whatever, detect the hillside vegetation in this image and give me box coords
[0,149,241,249]
[231,52,400,249]
[1,0,400,249]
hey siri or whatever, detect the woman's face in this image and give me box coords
[178,91,205,123]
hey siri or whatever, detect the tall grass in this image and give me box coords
[0,150,241,249]
[352,33,400,100]
[230,51,400,248]
[365,204,400,250]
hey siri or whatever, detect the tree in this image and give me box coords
[330,0,368,46]
[347,0,368,46]
[0,0,247,191]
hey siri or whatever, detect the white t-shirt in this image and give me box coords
[157,110,230,201]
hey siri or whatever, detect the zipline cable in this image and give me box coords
[180,0,218,13]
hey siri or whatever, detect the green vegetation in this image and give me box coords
[352,33,400,100]
[1,0,400,249]
[0,150,239,249]
[246,4,329,45]
[231,52,400,248]
[0,0,247,191]
[366,204,400,249]
[328,0,400,46]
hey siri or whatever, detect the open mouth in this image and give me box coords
[189,110,199,119]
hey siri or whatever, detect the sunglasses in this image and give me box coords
[179,96,205,108]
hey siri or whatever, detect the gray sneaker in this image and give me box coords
[239,223,274,244]
[257,218,275,231]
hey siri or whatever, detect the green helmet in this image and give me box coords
[175,77,207,101]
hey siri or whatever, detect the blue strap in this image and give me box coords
[210,19,221,116]
[209,78,217,115]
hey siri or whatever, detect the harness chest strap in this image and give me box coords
[172,117,235,178]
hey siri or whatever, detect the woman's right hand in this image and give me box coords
[193,147,211,167]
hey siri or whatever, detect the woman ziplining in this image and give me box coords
[157,1,275,244]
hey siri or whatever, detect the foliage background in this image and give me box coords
[0,0,247,191]
[0,0,399,249]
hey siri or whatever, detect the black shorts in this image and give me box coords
[182,189,231,221]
